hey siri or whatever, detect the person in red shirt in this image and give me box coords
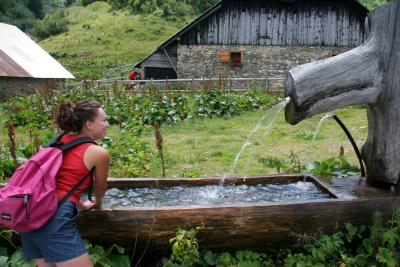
[129,68,141,80]
[20,100,110,267]
[129,69,136,80]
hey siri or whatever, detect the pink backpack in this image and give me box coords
[0,135,96,232]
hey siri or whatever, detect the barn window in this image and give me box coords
[218,51,243,66]
[230,51,242,66]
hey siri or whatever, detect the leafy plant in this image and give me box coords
[163,225,204,266]
[0,145,17,183]
[30,8,69,40]
[163,210,400,267]
[295,130,322,141]
[306,156,360,177]
[85,241,130,267]
[100,134,152,177]
[258,151,302,174]
[0,230,36,267]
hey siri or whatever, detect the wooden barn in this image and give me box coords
[134,0,368,82]
[0,23,74,99]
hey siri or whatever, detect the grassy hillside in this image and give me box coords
[39,2,190,80]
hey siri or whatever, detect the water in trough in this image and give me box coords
[102,181,333,209]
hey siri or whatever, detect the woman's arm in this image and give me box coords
[84,145,110,209]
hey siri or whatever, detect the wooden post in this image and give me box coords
[284,1,400,185]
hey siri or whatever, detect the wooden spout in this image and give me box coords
[284,1,400,185]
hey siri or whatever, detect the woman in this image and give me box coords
[20,100,110,267]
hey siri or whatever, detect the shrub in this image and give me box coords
[80,0,98,6]
[107,0,129,9]
[30,8,69,40]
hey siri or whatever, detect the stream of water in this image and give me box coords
[221,97,291,183]
[304,113,334,173]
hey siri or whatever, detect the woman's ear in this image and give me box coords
[84,120,93,130]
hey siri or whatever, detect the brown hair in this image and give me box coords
[54,100,101,133]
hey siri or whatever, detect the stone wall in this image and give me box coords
[0,78,63,99]
[177,45,350,89]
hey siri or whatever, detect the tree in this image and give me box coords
[27,0,44,19]
[0,0,36,31]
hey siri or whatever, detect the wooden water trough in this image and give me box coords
[73,174,399,256]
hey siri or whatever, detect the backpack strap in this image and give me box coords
[47,133,64,147]
[59,136,97,151]
[48,135,97,150]
[51,135,98,207]
[58,167,96,207]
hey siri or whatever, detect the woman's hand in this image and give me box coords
[77,200,96,211]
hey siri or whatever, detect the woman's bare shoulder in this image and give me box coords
[86,144,110,159]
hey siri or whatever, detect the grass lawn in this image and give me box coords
[136,105,367,178]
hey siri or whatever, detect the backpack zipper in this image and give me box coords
[23,195,30,219]
[12,194,30,219]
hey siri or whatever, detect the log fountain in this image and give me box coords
[285,0,400,186]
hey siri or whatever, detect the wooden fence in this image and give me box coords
[62,77,285,94]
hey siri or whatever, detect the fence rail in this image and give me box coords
[62,77,285,94]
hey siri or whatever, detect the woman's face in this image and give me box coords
[86,108,109,140]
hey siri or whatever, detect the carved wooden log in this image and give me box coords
[1,175,398,257]
[285,1,400,185]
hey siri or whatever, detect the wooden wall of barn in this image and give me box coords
[180,0,366,47]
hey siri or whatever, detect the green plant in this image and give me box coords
[100,134,152,177]
[306,156,360,177]
[30,8,69,40]
[258,151,302,174]
[201,250,272,266]
[163,225,204,266]
[258,156,287,173]
[295,130,322,141]
[0,230,36,267]
[85,241,130,267]
[0,144,17,183]
[284,210,400,267]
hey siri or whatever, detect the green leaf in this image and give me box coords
[202,250,218,265]
[0,248,7,257]
[382,229,399,248]
[108,254,130,267]
[88,245,107,265]
[362,239,374,254]
[0,256,8,267]
[354,254,367,266]
[106,244,125,256]
[376,247,397,267]
[8,248,35,267]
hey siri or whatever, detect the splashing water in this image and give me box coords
[221,97,290,184]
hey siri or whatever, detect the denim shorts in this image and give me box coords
[20,200,87,263]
